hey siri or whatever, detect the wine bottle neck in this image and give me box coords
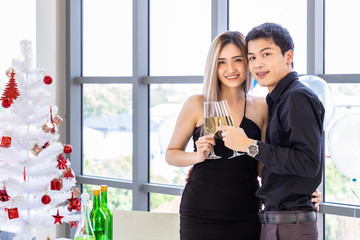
[93,195,100,208]
[101,191,108,206]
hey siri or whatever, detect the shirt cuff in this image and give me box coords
[255,141,271,164]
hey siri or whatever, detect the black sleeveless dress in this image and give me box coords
[180,97,261,240]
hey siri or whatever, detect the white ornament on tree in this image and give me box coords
[0,40,79,239]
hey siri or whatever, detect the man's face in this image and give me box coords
[247,38,293,93]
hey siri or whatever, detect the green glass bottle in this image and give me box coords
[74,193,96,240]
[100,185,113,240]
[90,189,106,240]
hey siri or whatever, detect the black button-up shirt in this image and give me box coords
[255,71,325,211]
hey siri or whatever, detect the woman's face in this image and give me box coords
[217,43,247,89]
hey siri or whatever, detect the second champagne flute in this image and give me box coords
[204,101,222,159]
[219,100,244,158]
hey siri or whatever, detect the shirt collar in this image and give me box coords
[266,71,298,105]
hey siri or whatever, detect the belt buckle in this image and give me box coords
[269,212,296,224]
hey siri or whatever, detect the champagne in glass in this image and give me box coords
[204,101,221,159]
[219,100,245,158]
[204,116,218,135]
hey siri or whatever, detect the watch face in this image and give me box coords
[249,144,259,157]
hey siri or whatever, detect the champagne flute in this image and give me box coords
[204,101,222,159]
[219,100,244,158]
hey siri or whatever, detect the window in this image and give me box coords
[150,193,181,213]
[229,0,307,74]
[82,0,132,76]
[83,84,133,180]
[325,0,360,74]
[325,214,360,239]
[325,83,360,206]
[150,84,202,186]
[150,0,211,76]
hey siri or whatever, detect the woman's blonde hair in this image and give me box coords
[203,31,252,102]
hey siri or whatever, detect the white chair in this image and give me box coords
[113,210,180,240]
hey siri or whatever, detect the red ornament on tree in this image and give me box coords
[50,178,63,191]
[8,208,19,219]
[69,221,78,228]
[72,187,81,198]
[63,168,74,179]
[43,75,53,85]
[52,209,64,224]
[1,69,20,108]
[63,144,72,154]
[53,114,63,125]
[41,194,51,204]
[2,99,11,108]
[49,106,56,133]
[57,154,68,170]
[31,144,43,156]
[42,122,54,133]
[42,141,50,149]
[0,189,10,202]
[0,136,12,148]
[67,193,81,212]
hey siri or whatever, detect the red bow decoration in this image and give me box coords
[67,194,81,212]
[57,154,68,170]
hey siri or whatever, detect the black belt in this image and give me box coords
[258,211,317,224]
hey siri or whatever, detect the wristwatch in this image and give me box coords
[247,140,259,158]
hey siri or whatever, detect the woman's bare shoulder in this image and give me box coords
[186,94,204,104]
[246,94,268,127]
[180,95,204,125]
[249,95,266,104]
[183,95,204,111]
[249,95,267,112]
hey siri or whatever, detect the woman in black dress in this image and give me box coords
[165,31,321,240]
[166,31,266,240]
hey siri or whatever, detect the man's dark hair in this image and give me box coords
[245,22,294,56]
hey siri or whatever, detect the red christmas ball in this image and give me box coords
[2,100,11,108]
[41,194,51,204]
[64,144,73,154]
[43,75,53,85]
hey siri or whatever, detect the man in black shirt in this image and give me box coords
[220,23,325,240]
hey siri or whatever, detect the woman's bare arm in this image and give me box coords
[166,95,214,167]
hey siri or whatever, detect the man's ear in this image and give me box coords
[285,49,294,66]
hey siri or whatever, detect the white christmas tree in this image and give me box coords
[0,40,79,239]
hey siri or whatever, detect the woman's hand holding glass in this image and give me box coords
[194,134,216,163]
[204,101,222,159]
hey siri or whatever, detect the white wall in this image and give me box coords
[37,0,67,238]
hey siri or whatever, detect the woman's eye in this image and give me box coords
[218,61,226,65]
[234,58,242,62]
